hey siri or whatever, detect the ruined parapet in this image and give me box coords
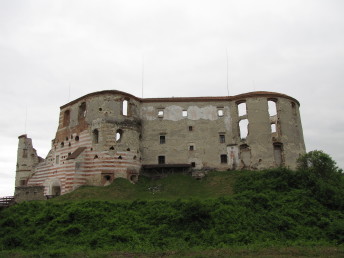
[15,135,42,188]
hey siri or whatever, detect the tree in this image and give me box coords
[297,150,343,179]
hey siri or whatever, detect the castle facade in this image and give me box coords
[15,90,306,201]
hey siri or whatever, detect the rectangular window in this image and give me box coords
[158,110,164,117]
[191,162,196,167]
[189,126,193,131]
[189,145,194,151]
[220,154,228,164]
[22,149,28,158]
[56,155,60,164]
[158,155,165,164]
[122,100,128,116]
[217,109,224,117]
[182,110,188,117]
[160,135,166,144]
[219,134,225,143]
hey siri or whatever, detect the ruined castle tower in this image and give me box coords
[14,90,306,201]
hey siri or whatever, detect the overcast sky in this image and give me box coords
[1,0,343,196]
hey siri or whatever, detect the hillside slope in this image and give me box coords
[0,168,343,256]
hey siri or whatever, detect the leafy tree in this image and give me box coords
[297,150,343,179]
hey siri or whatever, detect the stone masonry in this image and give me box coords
[14,90,306,201]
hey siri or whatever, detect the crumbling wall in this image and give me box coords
[15,90,306,199]
[15,186,45,203]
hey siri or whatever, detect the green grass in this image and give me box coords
[1,168,343,256]
[54,171,244,202]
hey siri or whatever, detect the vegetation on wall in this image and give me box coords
[0,151,343,256]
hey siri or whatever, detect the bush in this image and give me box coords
[297,150,343,179]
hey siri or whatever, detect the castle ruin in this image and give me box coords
[15,90,306,201]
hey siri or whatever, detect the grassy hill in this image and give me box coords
[54,170,242,201]
[0,167,343,257]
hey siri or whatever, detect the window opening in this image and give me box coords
[93,129,99,144]
[63,110,70,127]
[191,162,196,167]
[160,135,166,144]
[271,123,277,133]
[268,100,277,117]
[75,136,79,141]
[189,126,193,131]
[116,129,123,142]
[22,149,28,158]
[122,100,128,116]
[94,155,98,159]
[158,155,165,164]
[127,148,130,151]
[118,155,122,159]
[237,102,247,116]
[189,145,194,151]
[78,102,86,119]
[219,134,225,143]
[182,110,188,117]
[60,142,64,148]
[109,146,114,150]
[217,109,224,117]
[158,110,164,117]
[239,119,249,139]
[220,154,228,164]
[273,143,283,166]
[56,155,60,164]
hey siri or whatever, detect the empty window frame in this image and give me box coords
[63,110,70,127]
[116,129,123,142]
[273,143,283,166]
[122,99,128,116]
[239,119,249,140]
[220,154,228,164]
[182,110,188,117]
[268,99,277,117]
[189,145,194,151]
[189,126,193,131]
[217,108,224,117]
[22,149,28,158]
[93,129,99,144]
[237,101,247,117]
[160,135,166,144]
[191,162,196,167]
[78,102,86,119]
[158,155,165,164]
[158,109,164,118]
[219,134,225,143]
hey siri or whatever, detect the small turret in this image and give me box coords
[15,134,42,187]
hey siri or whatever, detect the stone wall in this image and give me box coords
[15,186,45,203]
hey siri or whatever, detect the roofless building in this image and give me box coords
[14,90,305,201]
